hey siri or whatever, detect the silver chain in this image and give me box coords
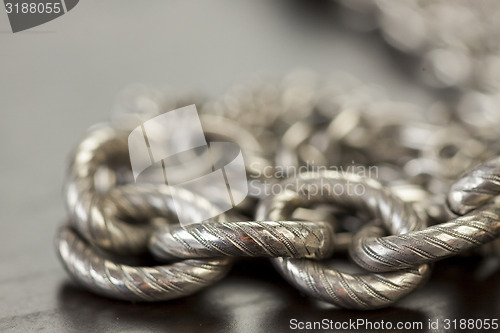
[55,1,500,310]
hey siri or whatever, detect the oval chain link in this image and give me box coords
[56,0,500,308]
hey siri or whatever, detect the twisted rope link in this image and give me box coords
[64,124,223,255]
[149,221,334,260]
[350,158,500,272]
[57,118,336,302]
[350,204,500,272]
[257,171,431,310]
[447,158,500,257]
[56,69,500,308]
[64,125,155,255]
[448,157,500,216]
[58,121,242,301]
[56,227,232,301]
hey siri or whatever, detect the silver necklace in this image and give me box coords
[55,0,500,310]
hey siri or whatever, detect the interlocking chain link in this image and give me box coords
[56,227,232,301]
[56,72,500,308]
[149,221,334,261]
[257,172,431,309]
[56,0,500,309]
[64,124,223,255]
[350,201,500,272]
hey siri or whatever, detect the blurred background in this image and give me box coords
[1,1,498,332]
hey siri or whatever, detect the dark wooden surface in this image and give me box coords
[1,1,498,332]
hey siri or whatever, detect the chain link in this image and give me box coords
[55,0,500,309]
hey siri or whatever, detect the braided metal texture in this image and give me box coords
[447,157,500,257]
[448,157,500,216]
[64,124,223,255]
[350,158,500,271]
[350,201,500,272]
[257,171,431,310]
[55,227,232,302]
[56,69,500,308]
[273,257,430,310]
[149,221,335,260]
[64,124,157,255]
[259,171,426,235]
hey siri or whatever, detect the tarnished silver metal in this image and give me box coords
[350,158,500,272]
[64,124,156,255]
[106,184,224,224]
[273,257,430,310]
[149,221,335,260]
[57,64,500,308]
[257,171,431,310]
[350,201,500,272]
[258,171,427,234]
[448,157,500,216]
[63,124,225,255]
[447,157,500,257]
[55,227,232,301]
